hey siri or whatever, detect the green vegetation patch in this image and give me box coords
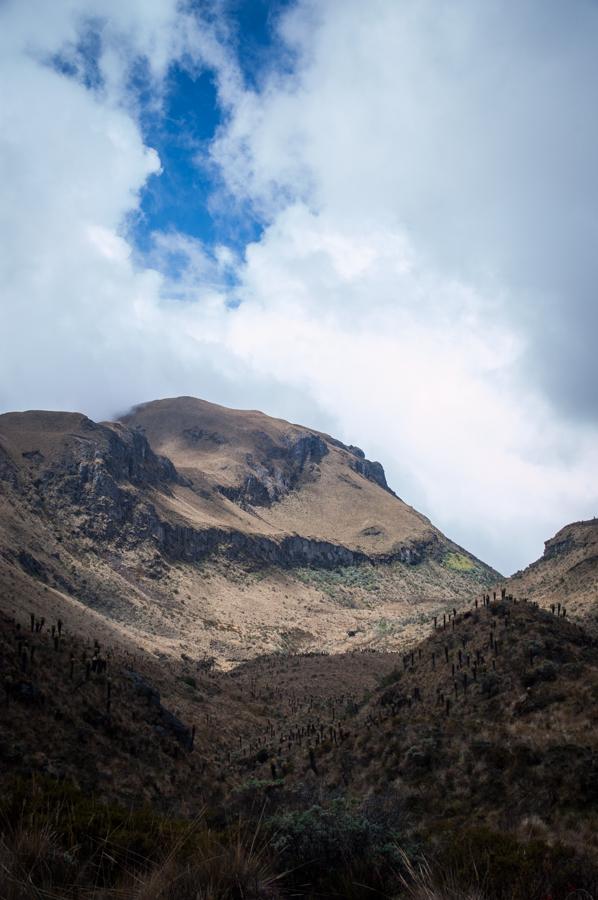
[443,551,476,572]
[292,564,381,603]
[374,617,397,636]
[267,799,408,888]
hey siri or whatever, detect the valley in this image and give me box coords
[0,397,597,898]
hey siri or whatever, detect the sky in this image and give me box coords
[1,0,597,575]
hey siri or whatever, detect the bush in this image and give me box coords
[521,661,558,687]
[267,798,406,893]
[379,668,402,689]
[404,740,436,773]
[480,672,500,697]
[269,801,375,865]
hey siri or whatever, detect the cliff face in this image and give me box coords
[216,432,330,507]
[0,397,498,665]
[542,520,598,561]
[0,412,180,546]
[154,522,442,569]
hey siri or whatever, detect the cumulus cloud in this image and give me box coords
[0,0,597,573]
[224,204,598,572]
[209,0,598,570]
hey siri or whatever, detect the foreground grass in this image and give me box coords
[1,776,597,899]
[0,776,280,899]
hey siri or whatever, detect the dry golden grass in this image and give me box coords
[0,805,283,900]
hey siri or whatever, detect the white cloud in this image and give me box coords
[224,204,598,572]
[0,2,237,411]
[209,0,598,570]
[1,0,597,574]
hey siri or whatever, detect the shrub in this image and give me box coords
[379,668,402,689]
[480,672,500,697]
[267,798,404,893]
[404,740,436,773]
[521,661,558,687]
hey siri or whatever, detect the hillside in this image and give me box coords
[228,596,598,897]
[0,594,398,809]
[0,397,499,666]
[302,598,598,833]
[508,519,598,627]
[3,588,598,898]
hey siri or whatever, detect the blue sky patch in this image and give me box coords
[130,0,295,261]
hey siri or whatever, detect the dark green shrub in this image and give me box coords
[480,672,500,697]
[267,797,401,889]
[403,740,436,773]
[378,668,401,689]
[521,660,558,687]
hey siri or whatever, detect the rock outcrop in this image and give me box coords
[508,519,598,626]
[218,432,329,507]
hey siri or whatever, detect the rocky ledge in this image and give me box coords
[153,519,443,569]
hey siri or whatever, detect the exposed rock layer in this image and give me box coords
[508,519,598,625]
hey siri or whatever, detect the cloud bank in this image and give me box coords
[1,0,597,573]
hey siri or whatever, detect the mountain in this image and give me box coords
[120,395,429,557]
[120,395,493,566]
[0,397,498,666]
[508,519,598,627]
[1,402,597,897]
